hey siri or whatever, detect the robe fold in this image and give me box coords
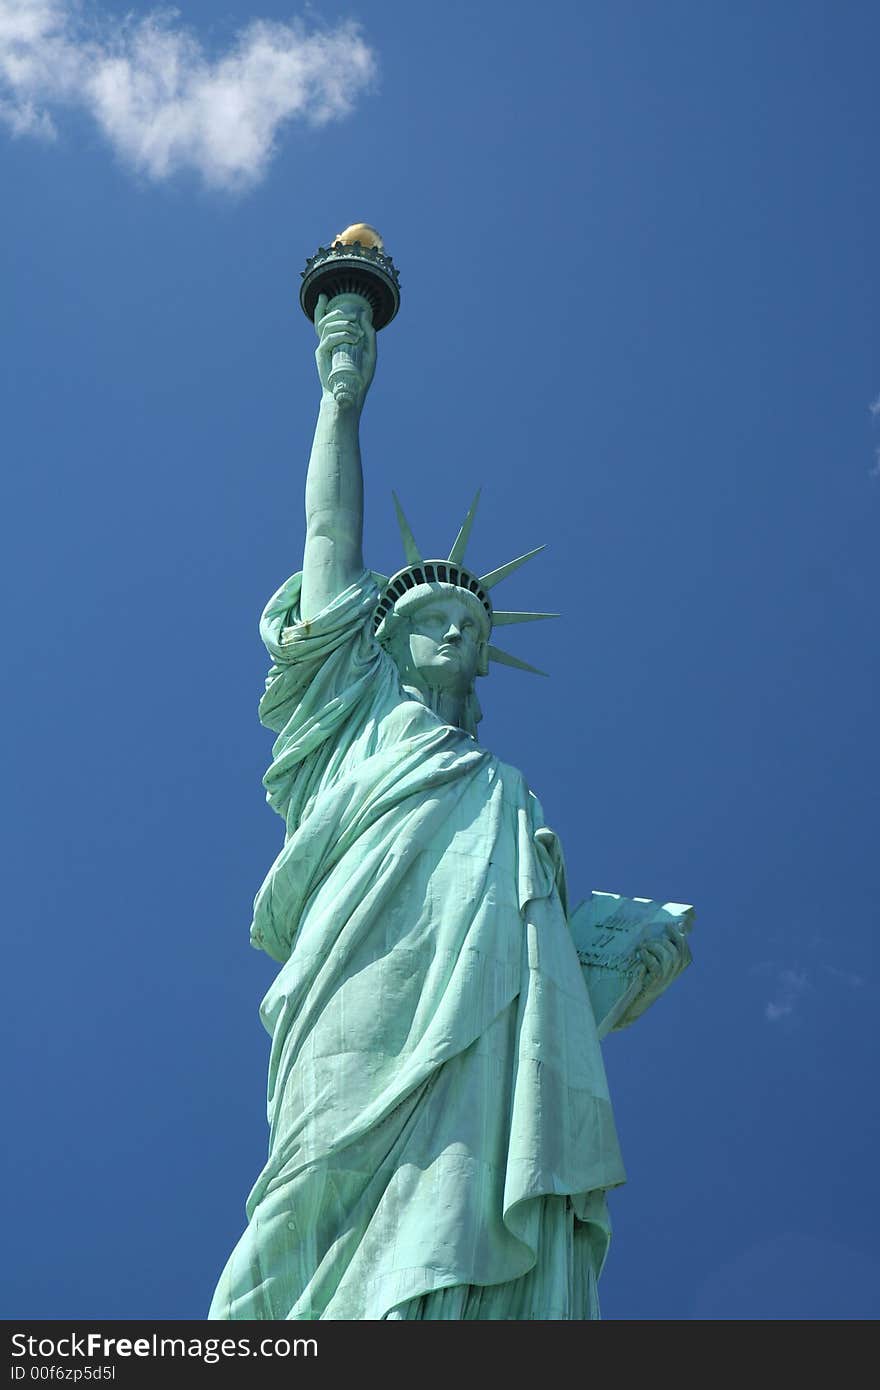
[208,572,628,1321]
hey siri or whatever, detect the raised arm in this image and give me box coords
[300,293,377,621]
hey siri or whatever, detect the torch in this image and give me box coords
[299,224,400,408]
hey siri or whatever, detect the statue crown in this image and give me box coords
[373,492,558,677]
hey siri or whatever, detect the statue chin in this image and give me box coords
[413,661,474,695]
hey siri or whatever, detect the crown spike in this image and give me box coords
[480,545,545,590]
[392,492,423,566]
[447,489,481,565]
[492,611,559,627]
[488,644,548,677]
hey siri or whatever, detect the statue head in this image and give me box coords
[378,584,490,734]
[374,493,556,734]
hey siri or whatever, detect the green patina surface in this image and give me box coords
[209,262,693,1321]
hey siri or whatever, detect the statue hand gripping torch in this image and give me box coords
[300,223,400,407]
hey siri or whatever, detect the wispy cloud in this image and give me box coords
[821,964,864,991]
[0,1,376,190]
[870,394,880,477]
[753,953,875,1025]
[763,967,810,1023]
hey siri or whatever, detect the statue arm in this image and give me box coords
[300,294,377,621]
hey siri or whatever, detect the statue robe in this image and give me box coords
[208,572,628,1321]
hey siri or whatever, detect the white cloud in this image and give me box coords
[870,394,880,418]
[0,1,376,189]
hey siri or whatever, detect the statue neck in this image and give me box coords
[402,681,471,735]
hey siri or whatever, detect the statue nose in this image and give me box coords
[444,624,462,642]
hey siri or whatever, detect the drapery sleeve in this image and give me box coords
[256,570,400,823]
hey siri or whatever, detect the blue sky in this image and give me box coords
[2,0,878,1321]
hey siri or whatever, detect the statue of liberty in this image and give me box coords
[208,227,693,1322]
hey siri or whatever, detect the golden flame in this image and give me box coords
[333,223,384,251]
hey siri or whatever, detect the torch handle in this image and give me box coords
[325,292,372,409]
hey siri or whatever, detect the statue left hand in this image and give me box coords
[620,924,692,1025]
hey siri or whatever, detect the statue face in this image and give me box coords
[398,594,485,696]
